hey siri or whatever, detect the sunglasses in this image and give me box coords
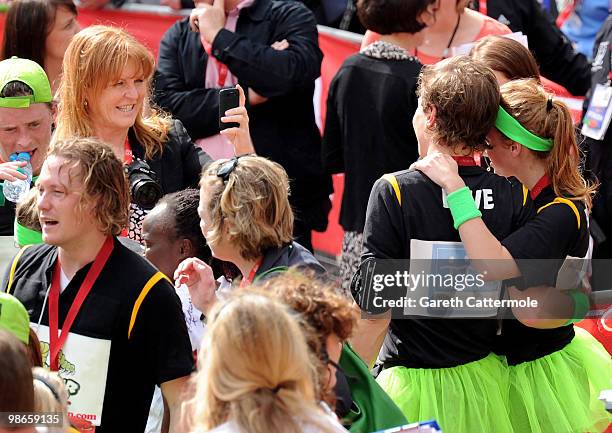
[216,155,247,182]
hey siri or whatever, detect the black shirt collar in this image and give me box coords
[533,185,556,208]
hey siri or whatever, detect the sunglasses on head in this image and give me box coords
[216,155,250,182]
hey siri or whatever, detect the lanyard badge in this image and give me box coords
[582,51,612,141]
[582,81,612,141]
[49,237,114,371]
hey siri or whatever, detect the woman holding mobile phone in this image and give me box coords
[54,25,254,243]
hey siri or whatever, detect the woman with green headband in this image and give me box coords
[414,78,611,433]
[353,56,538,433]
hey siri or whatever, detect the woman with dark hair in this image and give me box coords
[142,188,240,433]
[2,0,79,94]
[142,189,235,281]
[362,0,511,64]
[323,0,437,295]
[142,187,240,345]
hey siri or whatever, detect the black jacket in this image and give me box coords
[471,0,591,96]
[582,14,612,267]
[322,53,421,232]
[128,119,212,196]
[255,241,325,281]
[154,0,332,211]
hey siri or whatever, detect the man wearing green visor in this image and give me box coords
[0,57,54,236]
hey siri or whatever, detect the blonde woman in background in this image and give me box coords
[183,292,347,433]
[31,367,73,431]
[175,156,325,316]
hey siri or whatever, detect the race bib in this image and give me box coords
[35,324,111,427]
[409,239,502,318]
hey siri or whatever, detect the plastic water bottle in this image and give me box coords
[3,152,32,203]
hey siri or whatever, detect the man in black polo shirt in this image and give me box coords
[0,57,55,235]
[2,137,193,433]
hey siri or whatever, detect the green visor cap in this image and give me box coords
[0,57,52,108]
[495,105,553,152]
[14,220,43,247]
[0,292,30,344]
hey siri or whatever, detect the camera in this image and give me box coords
[125,160,162,210]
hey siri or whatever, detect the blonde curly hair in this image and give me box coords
[199,155,294,260]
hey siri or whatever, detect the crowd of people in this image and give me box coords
[0,0,611,433]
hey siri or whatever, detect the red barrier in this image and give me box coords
[76,8,182,56]
[577,304,612,355]
[312,31,361,256]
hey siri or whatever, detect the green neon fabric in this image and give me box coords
[447,186,482,230]
[495,106,553,152]
[14,220,43,246]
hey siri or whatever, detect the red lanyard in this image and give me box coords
[530,174,551,200]
[120,138,133,237]
[124,137,133,165]
[479,0,487,15]
[239,258,263,288]
[203,43,229,87]
[48,237,114,371]
[452,155,480,166]
[216,62,229,87]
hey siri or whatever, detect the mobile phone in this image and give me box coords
[219,88,240,131]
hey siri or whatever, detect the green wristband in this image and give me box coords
[446,186,482,230]
[563,290,590,325]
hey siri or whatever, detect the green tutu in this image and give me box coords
[508,326,612,433]
[376,353,514,433]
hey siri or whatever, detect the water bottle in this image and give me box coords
[3,152,32,203]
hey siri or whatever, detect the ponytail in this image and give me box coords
[183,293,337,433]
[547,99,596,210]
[231,385,311,433]
[500,79,596,209]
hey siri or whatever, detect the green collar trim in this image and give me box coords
[495,106,553,152]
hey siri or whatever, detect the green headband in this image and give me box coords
[495,106,553,152]
[14,220,43,247]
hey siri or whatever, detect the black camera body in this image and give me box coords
[125,160,162,210]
